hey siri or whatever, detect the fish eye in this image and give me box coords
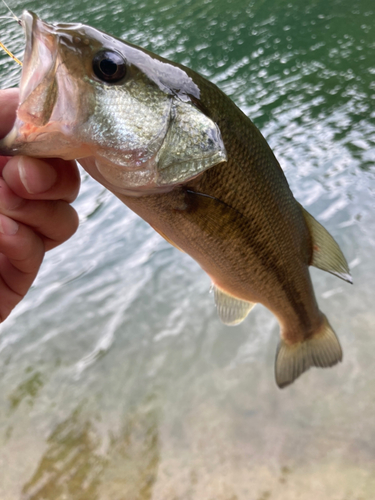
[92,50,127,83]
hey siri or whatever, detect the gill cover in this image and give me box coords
[156,100,227,185]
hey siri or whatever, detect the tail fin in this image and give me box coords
[275,316,343,389]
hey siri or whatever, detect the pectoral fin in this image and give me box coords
[150,225,185,252]
[213,285,256,326]
[300,205,352,283]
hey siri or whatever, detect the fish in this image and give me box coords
[0,11,352,388]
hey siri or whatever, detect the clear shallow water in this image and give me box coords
[0,0,374,498]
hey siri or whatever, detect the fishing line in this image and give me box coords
[0,40,22,65]
[1,0,21,24]
[0,0,22,65]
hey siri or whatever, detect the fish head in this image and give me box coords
[1,11,227,194]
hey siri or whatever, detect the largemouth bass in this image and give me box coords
[0,11,352,388]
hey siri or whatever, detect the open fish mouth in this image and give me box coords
[17,11,59,127]
[0,11,92,159]
[0,10,227,189]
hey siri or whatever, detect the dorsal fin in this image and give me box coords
[300,204,352,284]
[213,285,256,326]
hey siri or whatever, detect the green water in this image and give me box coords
[0,0,374,498]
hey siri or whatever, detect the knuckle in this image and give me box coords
[45,202,79,246]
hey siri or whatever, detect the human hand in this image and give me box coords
[0,88,81,322]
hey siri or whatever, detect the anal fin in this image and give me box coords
[275,315,343,388]
[300,204,352,283]
[213,285,255,326]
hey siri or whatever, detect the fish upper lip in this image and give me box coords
[19,10,40,100]
[17,11,58,126]
[22,10,35,58]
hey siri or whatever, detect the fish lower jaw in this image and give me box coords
[0,120,92,160]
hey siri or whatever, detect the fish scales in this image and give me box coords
[116,72,318,335]
[0,11,351,387]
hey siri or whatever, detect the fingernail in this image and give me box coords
[18,156,58,194]
[0,214,19,235]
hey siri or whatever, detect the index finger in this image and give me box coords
[0,88,19,139]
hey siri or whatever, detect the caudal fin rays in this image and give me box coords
[275,316,343,389]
